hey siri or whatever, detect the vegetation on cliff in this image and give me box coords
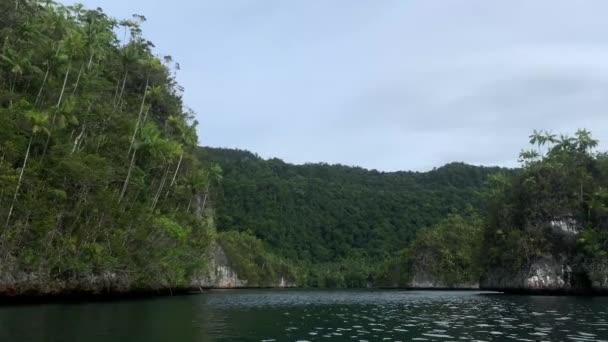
[482,129,608,289]
[217,231,296,287]
[0,0,217,293]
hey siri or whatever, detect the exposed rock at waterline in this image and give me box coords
[190,243,296,289]
[191,244,247,288]
[481,217,608,294]
[409,270,479,289]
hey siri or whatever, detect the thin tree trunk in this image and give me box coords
[8,77,16,108]
[72,125,85,154]
[119,149,137,203]
[87,53,94,70]
[114,69,128,111]
[164,151,183,200]
[6,134,33,228]
[142,105,150,124]
[198,178,212,217]
[186,197,192,213]
[42,63,71,156]
[71,64,84,97]
[151,166,170,211]
[96,135,105,153]
[127,77,149,157]
[170,152,183,187]
[201,192,208,213]
[112,76,121,105]
[34,63,50,107]
[56,62,71,108]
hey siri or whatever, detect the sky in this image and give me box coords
[65,0,608,171]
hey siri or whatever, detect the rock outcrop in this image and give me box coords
[190,244,247,288]
[480,255,584,293]
[409,270,479,289]
[481,217,608,294]
[190,243,296,289]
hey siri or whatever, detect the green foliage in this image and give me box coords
[199,147,507,287]
[217,231,296,287]
[376,213,484,287]
[0,1,214,292]
[408,213,484,286]
[203,147,506,263]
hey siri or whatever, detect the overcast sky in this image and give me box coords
[65,0,608,171]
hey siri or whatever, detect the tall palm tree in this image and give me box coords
[575,129,599,154]
[528,129,548,156]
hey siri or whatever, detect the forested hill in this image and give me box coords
[0,1,216,294]
[199,147,510,263]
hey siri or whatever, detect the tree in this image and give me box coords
[5,110,49,228]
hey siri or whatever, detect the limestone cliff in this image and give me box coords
[481,218,608,294]
[190,243,296,289]
[190,244,247,288]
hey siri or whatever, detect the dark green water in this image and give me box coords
[0,290,607,341]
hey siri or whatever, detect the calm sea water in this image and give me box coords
[0,290,607,341]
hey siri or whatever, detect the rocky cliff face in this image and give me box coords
[190,244,296,289]
[481,218,608,294]
[480,255,581,292]
[190,244,246,288]
[0,269,135,296]
[0,242,295,297]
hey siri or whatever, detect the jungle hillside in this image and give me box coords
[0,0,218,294]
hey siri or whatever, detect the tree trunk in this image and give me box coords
[114,69,128,111]
[151,166,170,211]
[56,62,71,108]
[87,53,94,70]
[42,63,71,156]
[170,151,183,187]
[119,149,137,203]
[71,64,84,97]
[164,151,183,199]
[5,134,33,228]
[127,76,149,157]
[186,197,192,213]
[34,63,50,107]
[72,125,86,154]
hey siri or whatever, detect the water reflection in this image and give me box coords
[0,290,606,341]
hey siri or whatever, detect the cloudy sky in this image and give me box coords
[66,0,608,171]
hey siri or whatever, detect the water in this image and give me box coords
[0,290,607,341]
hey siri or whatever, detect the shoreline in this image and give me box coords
[2,286,608,306]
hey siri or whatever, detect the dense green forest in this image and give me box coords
[200,147,507,286]
[203,130,608,290]
[0,0,219,293]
